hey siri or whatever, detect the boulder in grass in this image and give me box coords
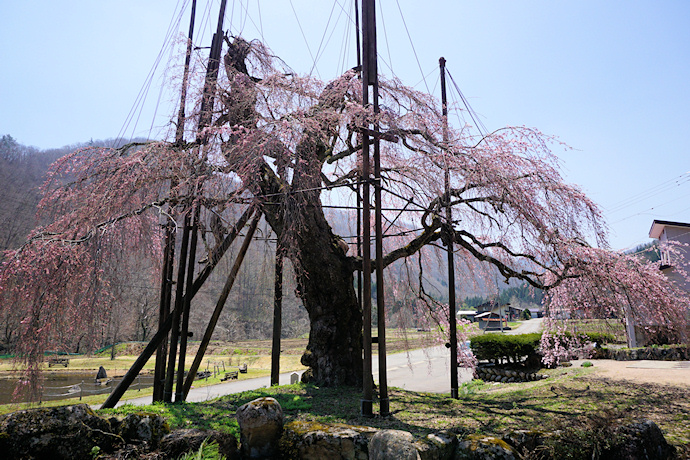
[0,404,122,459]
[369,429,421,460]
[236,396,284,458]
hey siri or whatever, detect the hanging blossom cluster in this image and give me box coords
[538,242,690,364]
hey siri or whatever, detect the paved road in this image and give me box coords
[372,346,474,393]
[506,317,543,335]
[105,347,470,408]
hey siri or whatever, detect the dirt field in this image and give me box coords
[571,358,690,388]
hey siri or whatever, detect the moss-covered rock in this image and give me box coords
[237,396,284,458]
[369,429,420,460]
[603,420,676,460]
[415,431,457,460]
[117,412,170,448]
[281,420,376,460]
[0,404,123,459]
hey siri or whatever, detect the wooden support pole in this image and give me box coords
[371,28,389,420]
[100,208,253,407]
[174,0,197,145]
[101,302,180,408]
[440,57,459,399]
[270,243,283,386]
[154,0,196,403]
[360,0,374,419]
[182,213,261,399]
[192,206,255,293]
[164,212,191,402]
[153,222,174,402]
[175,204,200,401]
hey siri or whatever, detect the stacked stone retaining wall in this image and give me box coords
[473,366,547,383]
[594,345,689,361]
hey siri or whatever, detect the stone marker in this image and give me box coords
[290,372,299,384]
[236,397,284,459]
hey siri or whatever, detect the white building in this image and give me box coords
[649,220,690,292]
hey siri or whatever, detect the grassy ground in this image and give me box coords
[98,365,689,457]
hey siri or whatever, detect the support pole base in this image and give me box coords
[379,397,390,417]
[361,399,373,417]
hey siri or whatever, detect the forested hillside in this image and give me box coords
[0,135,309,354]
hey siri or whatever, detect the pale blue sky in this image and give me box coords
[1,1,689,251]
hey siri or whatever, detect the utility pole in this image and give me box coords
[153,0,197,404]
[440,57,459,399]
[360,0,374,418]
[361,0,389,417]
[270,243,283,386]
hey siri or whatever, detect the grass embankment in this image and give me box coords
[99,365,689,456]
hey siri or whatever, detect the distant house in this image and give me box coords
[649,220,690,292]
[457,310,478,322]
[473,301,520,331]
[644,220,690,345]
[527,307,543,319]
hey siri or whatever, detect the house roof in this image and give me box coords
[475,312,496,318]
[457,310,478,316]
[649,219,690,239]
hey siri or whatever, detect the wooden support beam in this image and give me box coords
[101,303,179,408]
[100,207,254,407]
[175,205,200,401]
[270,244,284,386]
[181,213,261,399]
[440,56,459,399]
[163,212,192,402]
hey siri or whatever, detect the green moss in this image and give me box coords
[465,434,514,452]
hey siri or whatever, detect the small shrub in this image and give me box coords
[581,361,593,367]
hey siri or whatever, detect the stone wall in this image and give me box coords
[473,365,548,383]
[279,419,675,460]
[594,344,690,361]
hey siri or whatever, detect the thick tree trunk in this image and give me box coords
[257,144,363,387]
[291,207,362,386]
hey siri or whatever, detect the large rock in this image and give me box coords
[117,412,170,448]
[369,429,421,460]
[415,431,457,460]
[281,420,375,460]
[236,396,284,458]
[603,420,676,460]
[0,404,122,459]
[160,428,239,459]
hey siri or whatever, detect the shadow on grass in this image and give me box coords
[98,375,689,456]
